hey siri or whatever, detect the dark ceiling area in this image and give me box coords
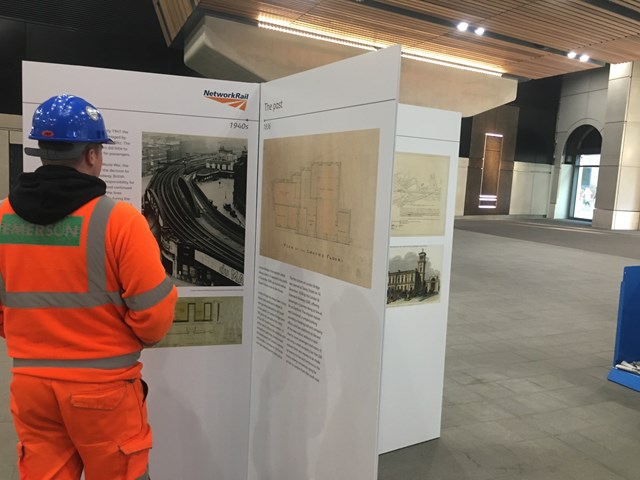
[0,0,200,115]
[1,0,163,40]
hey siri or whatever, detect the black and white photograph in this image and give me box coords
[141,132,248,287]
[387,245,443,306]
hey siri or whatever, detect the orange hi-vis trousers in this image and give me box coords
[10,374,152,480]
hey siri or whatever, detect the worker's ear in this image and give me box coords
[84,144,100,166]
[82,144,103,176]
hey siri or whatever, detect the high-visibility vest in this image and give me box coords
[0,195,177,382]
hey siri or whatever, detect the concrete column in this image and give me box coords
[593,62,640,229]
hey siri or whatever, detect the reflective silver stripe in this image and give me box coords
[4,290,124,308]
[13,351,141,369]
[124,275,175,311]
[0,272,5,305]
[87,196,116,293]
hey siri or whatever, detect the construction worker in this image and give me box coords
[0,94,178,479]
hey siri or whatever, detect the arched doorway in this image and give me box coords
[564,125,602,221]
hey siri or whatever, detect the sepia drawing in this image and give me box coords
[153,296,243,347]
[260,129,380,288]
[391,153,450,237]
[272,162,352,245]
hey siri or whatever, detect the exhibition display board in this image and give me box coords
[21,46,460,479]
[249,48,400,480]
[379,104,461,453]
[23,61,261,480]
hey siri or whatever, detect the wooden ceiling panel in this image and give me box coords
[419,35,547,65]
[484,1,640,49]
[297,2,451,44]
[504,52,600,78]
[380,0,533,24]
[584,37,640,63]
[606,0,640,12]
[197,0,315,21]
[164,0,640,79]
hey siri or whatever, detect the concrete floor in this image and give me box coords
[379,220,640,480]
[2,219,639,479]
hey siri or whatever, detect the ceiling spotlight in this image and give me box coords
[579,54,590,62]
[474,27,485,35]
[567,51,577,59]
[457,22,469,31]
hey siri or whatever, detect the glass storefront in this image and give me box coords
[571,154,600,220]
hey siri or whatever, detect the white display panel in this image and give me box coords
[378,104,461,453]
[23,62,260,480]
[250,46,401,480]
[21,48,423,479]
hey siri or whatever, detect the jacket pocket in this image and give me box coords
[119,432,152,455]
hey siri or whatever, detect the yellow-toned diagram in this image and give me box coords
[272,162,351,245]
[260,129,380,288]
[154,296,243,348]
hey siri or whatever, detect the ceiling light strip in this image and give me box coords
[400,53,502,76]
[258,22,377,51]
[258,19,503,76]
[401,46,503,73]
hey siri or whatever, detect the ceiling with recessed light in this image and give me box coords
[154,0,640,80]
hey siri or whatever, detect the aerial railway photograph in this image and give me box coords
[141,132,248,287]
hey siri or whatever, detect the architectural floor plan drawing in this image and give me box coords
[260,129,380,288]
[153,296,243,347]
[272,162,351,245]
[391,153,450,237]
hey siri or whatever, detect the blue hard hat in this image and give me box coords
[28,94,114,144]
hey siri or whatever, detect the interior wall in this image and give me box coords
[512,76,562,165]
[509,163,552,216]
[549,66,609,218]
[456,159,552,218]
[592,62,640,230]
[456,158,469,217]
[464,105,519,215]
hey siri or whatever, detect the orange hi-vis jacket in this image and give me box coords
[0,195,177,382]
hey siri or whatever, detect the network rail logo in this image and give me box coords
[204,89,249,111]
